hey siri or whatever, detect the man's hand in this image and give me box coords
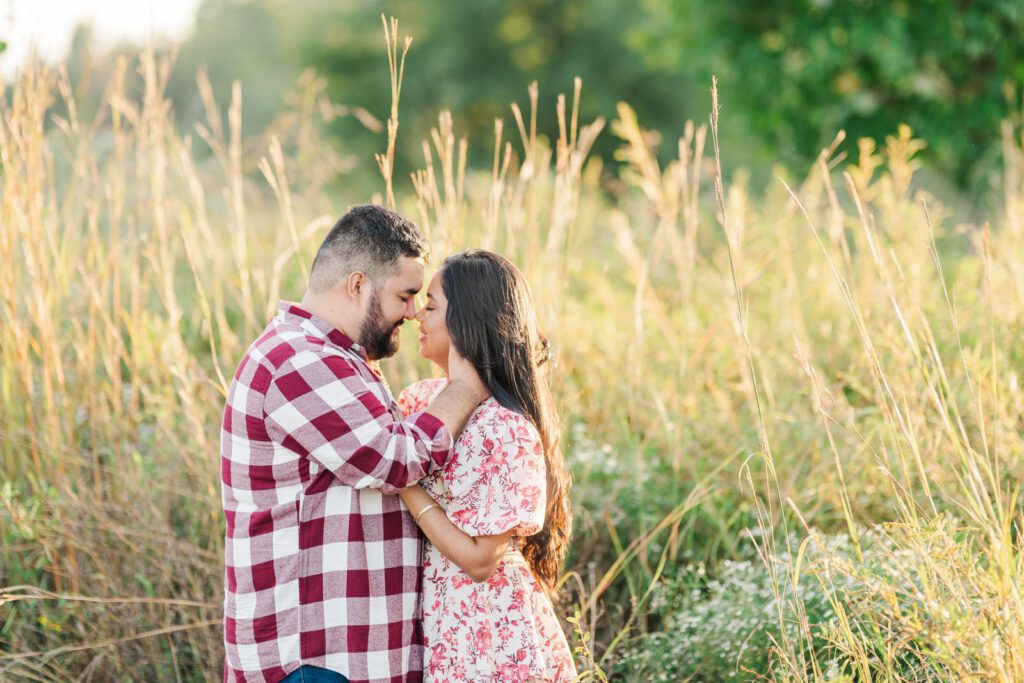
[447,345,489,403]
[422,347,489,441]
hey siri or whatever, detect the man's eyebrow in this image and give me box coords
[403,288,420,295]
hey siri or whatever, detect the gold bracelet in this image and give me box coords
[413,503,438,524]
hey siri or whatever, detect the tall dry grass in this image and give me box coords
[2,17,1024,681]
[0,49,351,678]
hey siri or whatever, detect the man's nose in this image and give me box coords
[405,299,418,320]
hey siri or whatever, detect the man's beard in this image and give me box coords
[358,288,402,360]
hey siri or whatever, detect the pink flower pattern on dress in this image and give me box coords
[399,379,578,683]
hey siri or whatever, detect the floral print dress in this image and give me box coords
[398,379,577,683]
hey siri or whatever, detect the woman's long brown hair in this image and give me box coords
[440,250,571,595]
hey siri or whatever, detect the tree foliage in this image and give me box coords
[651,0,1024,189]
[298,0,702,169]
[58,0,1024,191]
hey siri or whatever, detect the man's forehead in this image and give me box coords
[388,256,426,289]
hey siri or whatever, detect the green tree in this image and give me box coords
[649,0,1024,190]
[299,0,704,171]
[167,0,305,136]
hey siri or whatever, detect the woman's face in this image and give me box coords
[416,270,451,369]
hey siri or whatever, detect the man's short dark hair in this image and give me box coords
[309,205,429,293]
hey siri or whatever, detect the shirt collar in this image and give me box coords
[276,302,367,359]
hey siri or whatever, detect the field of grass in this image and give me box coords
[2,23,1024,681]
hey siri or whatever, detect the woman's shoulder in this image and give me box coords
[450,401,546,514]
[397,377,447,415]
[468,399,542,448]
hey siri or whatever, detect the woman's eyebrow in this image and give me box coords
[426,292,436,301]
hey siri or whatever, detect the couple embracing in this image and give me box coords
[220,205,576,682]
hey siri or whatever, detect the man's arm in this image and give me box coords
[421,344,490,437]
[262,350,481,493]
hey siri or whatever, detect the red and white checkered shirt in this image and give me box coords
[221,303,453,683]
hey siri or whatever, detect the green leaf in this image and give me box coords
[135,573,156,597]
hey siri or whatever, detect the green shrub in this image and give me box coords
[614,527,966,681]
[615,546,840,681]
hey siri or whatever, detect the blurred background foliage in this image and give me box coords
[51,0,1024,202]
[5,1,1024,678]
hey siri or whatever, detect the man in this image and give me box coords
[221,205,487,683]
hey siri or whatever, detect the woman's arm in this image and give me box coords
[399,485,512,582]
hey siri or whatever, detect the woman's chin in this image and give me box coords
[418,346,436,365]
[419,348,446,370]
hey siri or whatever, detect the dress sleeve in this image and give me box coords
[397,378,447,417]
[445,409,546,537]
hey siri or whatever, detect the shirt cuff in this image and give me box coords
[410,410,454,468]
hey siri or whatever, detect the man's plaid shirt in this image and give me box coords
[221,303,453,683]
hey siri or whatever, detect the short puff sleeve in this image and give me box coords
[397,378,448,417]
[446,407,546,537]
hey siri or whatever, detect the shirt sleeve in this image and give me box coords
[445,410,546,537]
[262,350,453,494]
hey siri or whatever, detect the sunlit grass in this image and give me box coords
[2,18,1024,681]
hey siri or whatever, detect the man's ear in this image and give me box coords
[345,271,369,300]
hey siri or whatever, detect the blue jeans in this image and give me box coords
[279,665,349,683]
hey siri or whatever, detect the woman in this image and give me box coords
[396,250,576,682]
